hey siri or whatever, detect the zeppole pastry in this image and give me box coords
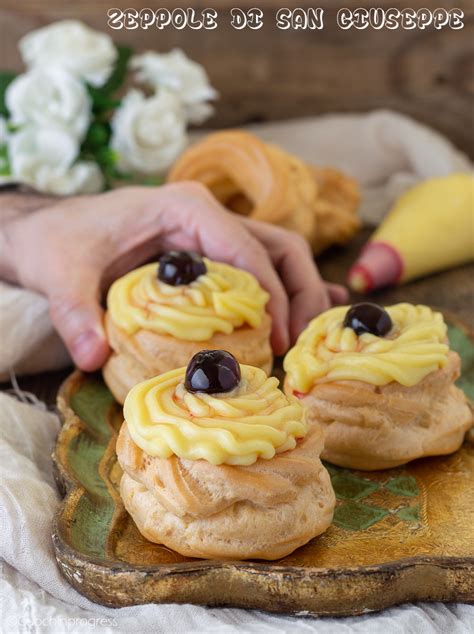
[284,302,472,470]
[103,251,272,404]
[116,350,335,560]
[168,130,361,253]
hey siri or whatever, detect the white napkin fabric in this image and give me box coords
[0,283,70,382]
[248,109,471,226]
[1,110,473,632]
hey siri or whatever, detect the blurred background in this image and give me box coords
[1,0,473,157]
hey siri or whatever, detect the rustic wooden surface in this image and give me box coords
[4,226,473,406]
[0,0,473,157]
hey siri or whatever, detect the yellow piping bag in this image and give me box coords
[348,173,474,292]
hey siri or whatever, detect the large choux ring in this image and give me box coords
[168,130,361,253]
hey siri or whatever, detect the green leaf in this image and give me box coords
[87,44,132,114]
[102,44,133,94]
[83,121,111,150]
[87,87,120,114]
[0,71,17,117]
[95,146,118,169]
[0,144,10,175]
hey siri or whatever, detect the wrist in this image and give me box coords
[0,186,58,223]
[0,189,58,284]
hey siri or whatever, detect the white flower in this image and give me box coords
[111,90,187,173]
[131,49,218,124]
[19,20,117,87]
[8,125,103,195]
[6,67,91,141]
[49,160,103,195]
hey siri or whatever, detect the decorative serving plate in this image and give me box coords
[52,321,474,615]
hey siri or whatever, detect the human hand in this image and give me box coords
[1,182,348,371]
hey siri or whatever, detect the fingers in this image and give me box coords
[241,219,347,343]
[279,245,331,343]
[232,245,290,355]
[210,224,291,355]
[156,183,291,355]
[49,275,110,372]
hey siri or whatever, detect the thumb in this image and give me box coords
[49,280,110,372]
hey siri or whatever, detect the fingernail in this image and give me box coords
[71,327,110,372]
[71,329,102,363]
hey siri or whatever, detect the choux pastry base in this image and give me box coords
[103,312,273,404]
[168,130,361,254]
[285,352,472,470]
[117,423,335,560]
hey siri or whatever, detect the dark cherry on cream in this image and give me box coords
[185,350,241,394]
[343,302,393,337]
[158,251,206,286]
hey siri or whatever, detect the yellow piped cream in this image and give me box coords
[107,259,269,341]
[284,303,449,393]
[124,365,307,466]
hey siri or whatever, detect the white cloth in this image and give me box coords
[1,110,473,632]
[247,110,471,225]
[0,284,70,380]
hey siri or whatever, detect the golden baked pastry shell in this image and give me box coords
[103,311,273,404]
[284,352,472,470]
[117,422,335,560]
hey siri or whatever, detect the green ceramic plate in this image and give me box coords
[52,319,474,615]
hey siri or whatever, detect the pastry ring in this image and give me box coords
[168,130,361,253]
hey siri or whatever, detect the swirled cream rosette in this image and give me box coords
[124,364,306,466]
[284,303,449,393]
[283,303,471,471]
[107,259,269,341]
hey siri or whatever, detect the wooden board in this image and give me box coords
[52,317,474,615]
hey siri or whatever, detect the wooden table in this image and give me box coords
[1,0,473,157]
[5,227,473,406]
